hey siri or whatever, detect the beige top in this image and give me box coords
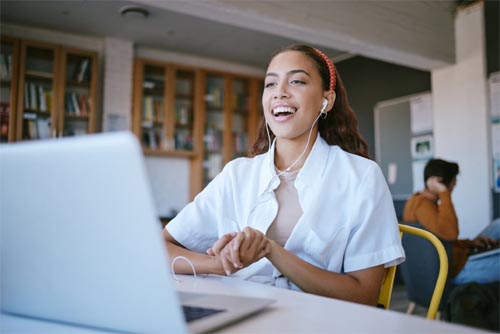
[266,169,303,246]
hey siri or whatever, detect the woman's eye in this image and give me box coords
[264,82,276,88]
[290,80,305,85]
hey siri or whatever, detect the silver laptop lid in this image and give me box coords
[0,132,187,333]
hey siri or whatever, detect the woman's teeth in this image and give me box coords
[273,107,297,116]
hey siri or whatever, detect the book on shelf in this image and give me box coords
[175,103,190,125]
[174,129,193,150]
[37,117,51,139]
[38,86,47,112]
[143,96,154,122]
[71,92,81,115]
[29,83,38,110]
[74,58,90,83]
[0,54,10,80]
[26,119,37,139]
[79,95,89,116]
[0,102,9,138]
[24,83,30,109]
[153,98,163,122]
[65,92,75,114]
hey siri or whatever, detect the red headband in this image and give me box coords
[313,48,336,92]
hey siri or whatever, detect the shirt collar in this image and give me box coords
[257,135,330,195]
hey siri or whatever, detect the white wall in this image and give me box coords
[432,2,491,238]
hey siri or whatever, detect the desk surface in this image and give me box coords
[1,275,489,334]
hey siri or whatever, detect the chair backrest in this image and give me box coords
[377,223,451,320]
[398,223,451,319]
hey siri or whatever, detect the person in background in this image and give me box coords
[403,158,499,284]
[163,44,405,306]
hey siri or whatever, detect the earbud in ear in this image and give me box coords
[321,99,328,113]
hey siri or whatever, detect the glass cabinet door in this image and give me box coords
[61,51,96,137]
[203,73,225,186]
[20,42,58,141]
[173,69,195,151]
[231,78,250,159]
[141,64,166,150]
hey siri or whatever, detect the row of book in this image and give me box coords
[174,129,194,150]
[65,92,90,116]
[233,132,248,155]
[205,86,224,108]
[175,103,191,126]
[24,82,52,112]
[24,117,51,140]
[204,126,223,151]
[0,53,12,81]
[143,96,164,122]
[142,127,165,150]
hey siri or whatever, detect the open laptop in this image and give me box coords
[0,132,274,334]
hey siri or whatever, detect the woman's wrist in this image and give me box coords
[207,254,226,275]
[266,239,280,262]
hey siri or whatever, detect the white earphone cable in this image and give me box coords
[171,256,197,282]
[267,110,323,176]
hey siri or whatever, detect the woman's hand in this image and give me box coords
[207,227,270,275]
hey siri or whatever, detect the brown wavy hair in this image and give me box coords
[250,45,369,159]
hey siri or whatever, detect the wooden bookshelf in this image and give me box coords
[133,58,262,197]
[133,59,199,156]
[10,37,98,141]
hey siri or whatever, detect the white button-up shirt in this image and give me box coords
[167,136,405,288]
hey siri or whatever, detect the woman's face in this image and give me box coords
[262,50,327,143]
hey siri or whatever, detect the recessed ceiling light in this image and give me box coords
[119,5,149,19]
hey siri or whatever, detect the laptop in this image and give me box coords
[0,132,274,334]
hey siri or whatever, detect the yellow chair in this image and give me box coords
[377,224,449,320]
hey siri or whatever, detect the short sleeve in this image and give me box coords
[342,163,405,272]
[166,169,226,253]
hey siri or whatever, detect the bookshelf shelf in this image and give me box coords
[25,70,53,79]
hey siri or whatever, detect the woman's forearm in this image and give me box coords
[163,229,225,276]
[266,240,384,305]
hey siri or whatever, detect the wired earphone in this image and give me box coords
[266,99,329,175]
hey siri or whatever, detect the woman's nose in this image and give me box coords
[273,82,289,99]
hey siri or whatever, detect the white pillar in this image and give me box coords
[431,2,491,238]
[102,38,134,132]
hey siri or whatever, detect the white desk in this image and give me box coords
[1,275,489,334]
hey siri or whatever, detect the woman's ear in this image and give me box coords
[323,91,336,112]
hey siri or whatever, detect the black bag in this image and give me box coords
[445,282,499,331]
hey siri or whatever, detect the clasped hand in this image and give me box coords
[207,227,271,276]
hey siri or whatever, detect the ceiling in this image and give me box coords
[0,0,458,70]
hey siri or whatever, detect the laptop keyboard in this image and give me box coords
[182,305,225,322]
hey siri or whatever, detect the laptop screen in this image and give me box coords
[0,132,187,333]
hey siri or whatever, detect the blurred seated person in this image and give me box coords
[403,158,499,284]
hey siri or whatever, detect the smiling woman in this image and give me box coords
[163,44,405,306]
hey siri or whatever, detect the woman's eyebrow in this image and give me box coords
[265,69,311,78]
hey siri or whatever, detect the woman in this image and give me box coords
[164,45,404,306]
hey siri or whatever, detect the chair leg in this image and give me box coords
[406,302,416,315]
